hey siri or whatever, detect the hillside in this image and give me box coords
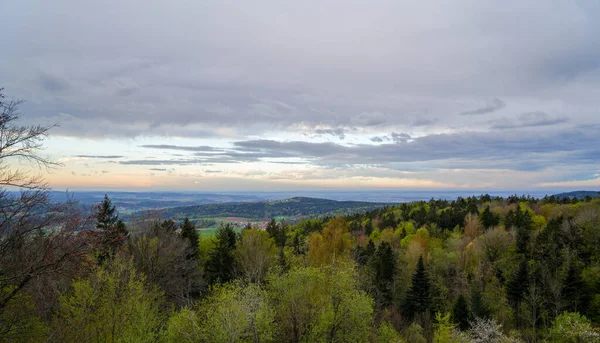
[552,190,600,199]
[135,197,392,222]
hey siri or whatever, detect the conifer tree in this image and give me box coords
[480,205,500,230]
[507,259,529,310]
[370,242,396,307]
[562,262,584,312]
[205,224,237,285]
[180,218,199,259]
[452,294,471,330]
[95,194,128,263]
[403,256,432,319]
[470,287,490,319]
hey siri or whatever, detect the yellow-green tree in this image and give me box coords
[308,217,352,267]
[235,228,277,283]
[54,257,165,343]
[268,263,373,342]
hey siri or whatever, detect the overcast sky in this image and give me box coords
[2,1,600,191]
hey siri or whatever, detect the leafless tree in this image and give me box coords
[0,88,94,338]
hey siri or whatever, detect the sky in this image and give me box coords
[1,1,600,191]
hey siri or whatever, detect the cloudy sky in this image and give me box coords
[2,1,600,191]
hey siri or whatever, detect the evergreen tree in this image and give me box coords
[94,194,128,263]
[265,218,286,248]
[403,256,432,319]
[205,224,238,285]
[180,217,199,259]
[470,287,490,319]
[480,206,500,230]
[370,242,396,307]
[160,219,178,232]
[506,259,529,309]
[452,294,471,330]
[562,262,584,312]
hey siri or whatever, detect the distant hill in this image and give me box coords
[552,190,600,199]
[131,197,393,222]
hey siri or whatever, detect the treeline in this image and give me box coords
[2,193,600,342]
[1,90,599,342]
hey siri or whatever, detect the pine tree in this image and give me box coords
[205,224,238,285]
[470,287,490,319]
[403,256,432,319]
[452,294,471,330]
[265,218,287,248]
[562,262,584,312]
[95,194,128,263]
[180,218,199,259]
[506,259,529,309]
[370,242,396,307]
[480,206,500,230]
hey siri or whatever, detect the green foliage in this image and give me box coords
[434,312,458,343]
[95,194,128,262]
[54,257,165,343]
[452,294,471,330]
[370,241,397,307]
[236,228,277,283]
[507,259,529,309]
[0,287,48,343]
[547,312,600,342]
[404,322,427,343]
[205,224,238,285]
[403,256,432,319]
[199,281,276,342]
[268,264,374,342]
[180,218,199,259]
[375,321,404,343]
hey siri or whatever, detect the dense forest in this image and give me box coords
[1,89,600,342]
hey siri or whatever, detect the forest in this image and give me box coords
[1,89,600,342]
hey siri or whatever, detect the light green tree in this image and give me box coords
[547,312,600,343]
[199,281,275,343]
[236,228,277,283]
[268,263,373,343]
[54,257,165,343]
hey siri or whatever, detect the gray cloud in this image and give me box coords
[39,72,70,92]
[490,112,569,130]
[460,98,505,116]
[140,144,222,152]
[314,128,346,140]
[74,155,124,159]
[391,132,412,143]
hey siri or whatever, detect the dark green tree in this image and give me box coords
[480,206,500,230]
[403,256,432,319]
[205,224,237,285]
[452,294,471,330]
[562,262,585,312]
[180,217,199,259]
[470,287,490,319]
[160,219,178,232]
[266,218,287,248]
[95,194,128,263]
[506,259,529,310]
[370,242,396,307]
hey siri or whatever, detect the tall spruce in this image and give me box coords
[403,256,432,319]
[480,206,500,230]
[370,242,397,307]
[452,294,471,330]
[180,218,199,259]
[204,224,237,285]
[562,262,584,312]
[95,194,128,263]
[507,259,529,309]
